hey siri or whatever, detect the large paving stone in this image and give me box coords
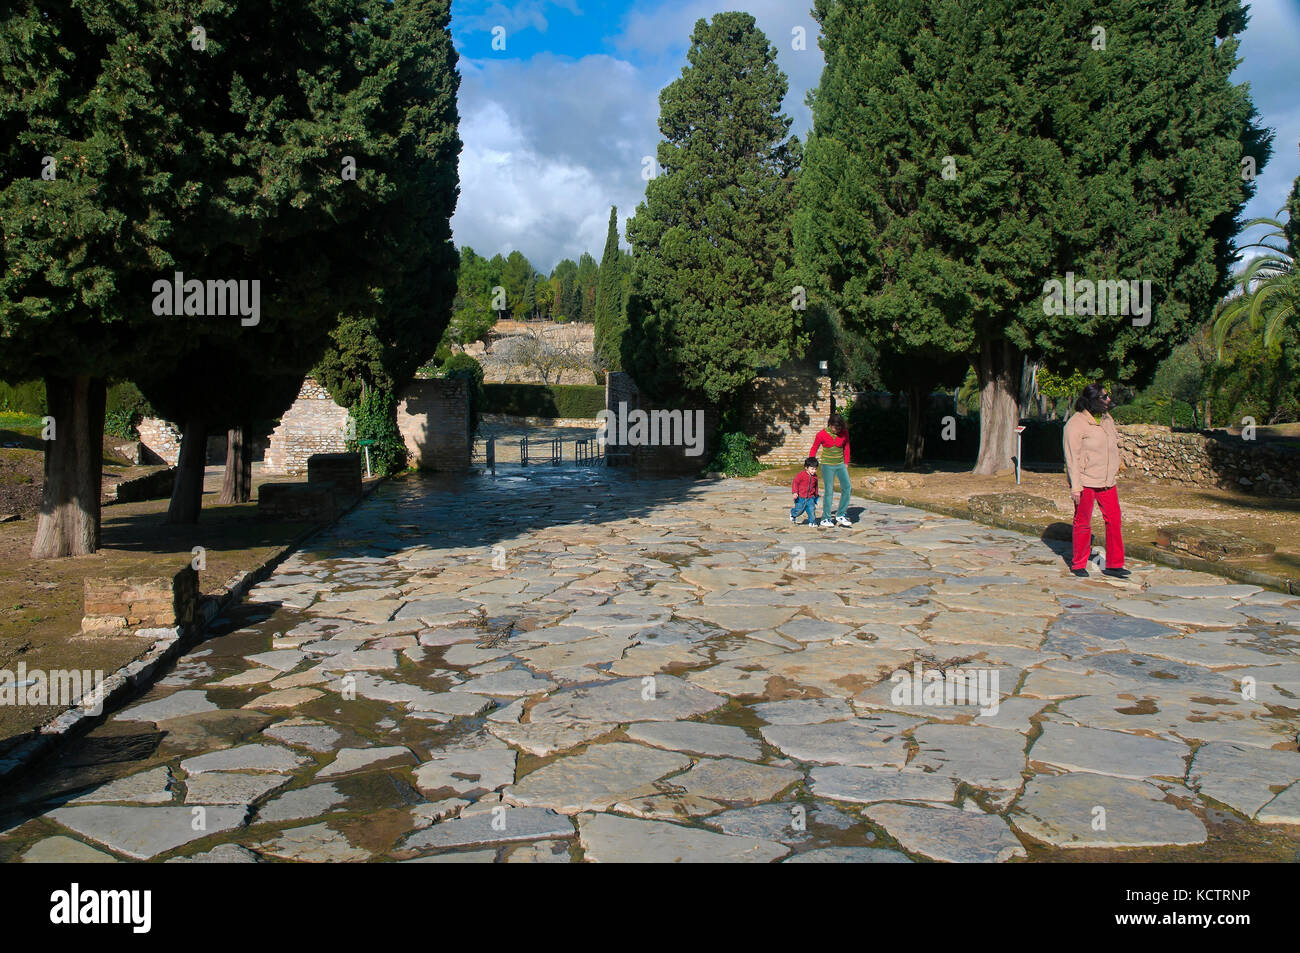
[1189,742,1300,817]
[526,675,725,728]
[1029,722,1190,781]
[21,836,119,863]
[257,822,370,862]
[1010,773,1207,847]
[625,721,763,760]
[505,742,691,814]
[416,739,517,796]
[909,724,1027,792]
[752,697,854,725]
[181,744,309,775]
[263,718,342,752]
[577,812,788,862]
[185,772,289,805]
[665,758,801,804]
[404,807,574,849]
[68,767,174,805]
[1257,782,1300,825]
[863,802,1026,863]
[784,847,912,863]
[256,783,348,824]
[317,746,415,778]
[48,805,248,860]
[761,721,910,768]
[810,766,959,806]
[116,690,217,723]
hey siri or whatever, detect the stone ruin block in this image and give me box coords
[969,492,1058,520]
[307,451,362,502]
[1155,523,1275,561]
[83,565,198,634]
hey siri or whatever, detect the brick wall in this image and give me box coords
[137,417,181,466]
[396,379,471,471]
[263,378,350,476]
[740,362,833,465]
[603,372,719,474]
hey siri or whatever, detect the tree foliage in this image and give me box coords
[624,12,803,411]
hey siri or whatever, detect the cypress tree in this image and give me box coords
[624,12,802,412]
[593,206,625,371]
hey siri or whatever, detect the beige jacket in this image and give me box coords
[1063,411,1120,491]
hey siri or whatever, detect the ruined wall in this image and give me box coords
[137,418,182,466]
[396,378,470,471]
[603,372,718,474]
[1118,425,1300,497]
[263,378,350,476]
[740,364,833,466]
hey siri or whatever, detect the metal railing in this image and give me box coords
[575,438,604,465]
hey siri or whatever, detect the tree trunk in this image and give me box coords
[972,339,1022,475]
[218,424,252,504]
[1204,399,1211,430]
[167,417,207,524]
[904,384,926,470]
[31,375,106,558]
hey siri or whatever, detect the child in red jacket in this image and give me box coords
[790,457,820,526]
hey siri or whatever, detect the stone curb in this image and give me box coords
[856,489,1300,596]
[0,477,387,785]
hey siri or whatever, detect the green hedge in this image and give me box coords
[0,380,45,415]
[481,383,606,419]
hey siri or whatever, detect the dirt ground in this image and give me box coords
[764,462,1300,583]
[0,459,319,747]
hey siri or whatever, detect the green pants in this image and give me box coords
[820,462,850,519]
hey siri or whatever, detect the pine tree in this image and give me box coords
[797,0,1270,474]
[624,12,802,411]
[593,206,626,370]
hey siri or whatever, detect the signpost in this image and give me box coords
[1014,426,1026,485]
[358,439,375,478]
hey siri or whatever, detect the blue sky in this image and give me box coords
[449,0,1300,274]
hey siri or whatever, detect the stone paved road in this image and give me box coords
[3,468,1299,862]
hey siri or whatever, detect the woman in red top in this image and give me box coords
[809,413,852,527]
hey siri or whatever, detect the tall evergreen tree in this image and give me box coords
[797,0,1269,474]
[624,12,802,411]
[593,206,626,370]
[575,252,598,323]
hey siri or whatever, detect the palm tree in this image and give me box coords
[1213,211,1299,357]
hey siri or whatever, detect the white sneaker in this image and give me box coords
[835,516,851,527]
[789,513,796,523]
[819,519,833,528]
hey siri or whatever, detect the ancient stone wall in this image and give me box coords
[396,379,470,471]
[603,372,719,474]
[740,363,833,466]
[137,418,182,466]
[263,378,350,476]
[1118,424,1300,497]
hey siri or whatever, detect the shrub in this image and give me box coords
[707,431,762,477]
[441,353,485,433]
[1110,395,1199,429]
[348,388,408,476]
[0,379,46,415]
[480,383,605,419]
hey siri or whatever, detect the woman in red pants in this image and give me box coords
[1062,383,1130,579]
